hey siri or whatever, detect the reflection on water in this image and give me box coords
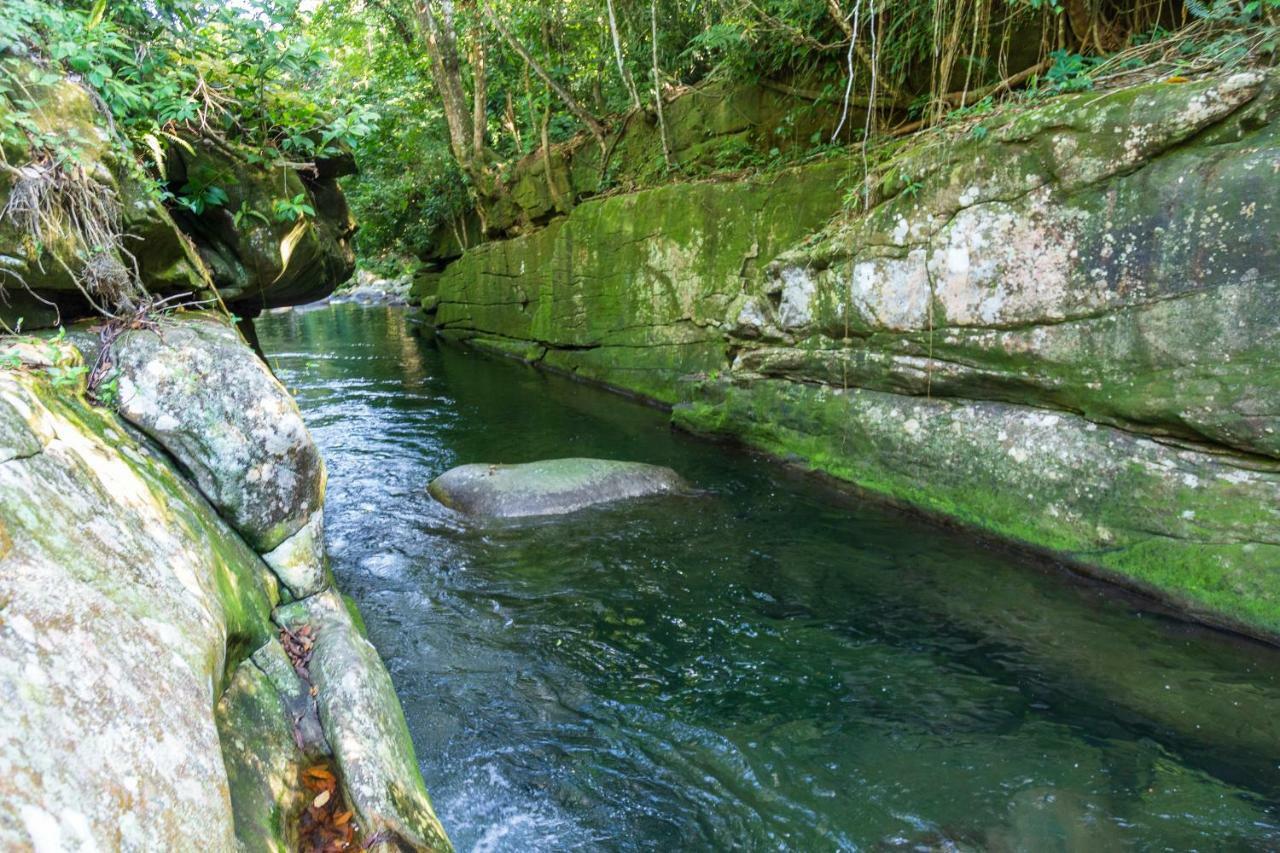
[259,305,1280,852]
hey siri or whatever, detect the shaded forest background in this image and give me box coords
[1,0,1276,271]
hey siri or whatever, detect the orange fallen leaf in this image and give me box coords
[333,810,353,826]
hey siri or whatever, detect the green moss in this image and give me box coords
[341,593,369,638]
[674,379,1280,637]
[215,657,306,853]
[436,158,847,404]
[437,71,1280,641]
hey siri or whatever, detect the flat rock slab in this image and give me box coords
[428,458,688,518]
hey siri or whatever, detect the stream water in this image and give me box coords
[258,304,1280,852]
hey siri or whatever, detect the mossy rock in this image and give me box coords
[0,364,278,848]
[435,69,1280,638]
[428,457,689,518]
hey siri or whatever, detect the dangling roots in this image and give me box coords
[0,156,145,316]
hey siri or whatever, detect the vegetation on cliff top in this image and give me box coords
[305,0,1279,265]
[1,0,1277,284]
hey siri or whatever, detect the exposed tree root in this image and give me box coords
[0,156,145,316]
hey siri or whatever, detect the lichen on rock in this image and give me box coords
[275,591,452,852]
[429,457,689,518]
[0,317,451,850]
[0,367,276,849]
[109,313,325,552]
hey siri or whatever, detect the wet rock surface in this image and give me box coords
[276,591,451,851]
[429,457,689,518]
[109,314,325,552]
[0,364,274,850]
[0,319,451,851]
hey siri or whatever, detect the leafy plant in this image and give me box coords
[232,201,272,229]
[1045,50,1102,93]
[175,182,229,215]
[273,193,315,223]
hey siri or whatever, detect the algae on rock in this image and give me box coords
[0,362,275,849]
[109,314,326,552]
[0,61,356,331]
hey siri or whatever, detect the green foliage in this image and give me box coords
[0,0,373,193]
[90,368,119,407]
[1044,49,1102,92]
[5,0,1275,271]
[44,359,87,390]
[233,201,271,229]
[272,193,316,223]
[175,182,229,215]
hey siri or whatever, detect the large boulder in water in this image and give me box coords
[428,458,688,518]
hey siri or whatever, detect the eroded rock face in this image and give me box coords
[433,160,849,402]
[0,61,355,331]
[0,326,451,851]
[262,509,329,598]
[433,70,1280,638]
[746,71,1280,460]
[0,61,207,329]
[429,458,689,518]
[110,314,325,552]
[0,363,275,850]
[215,650,312,853]
[166,139,357,310]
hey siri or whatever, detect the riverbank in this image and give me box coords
[259,303,1280,850]
[0,315,450,850]
[426,69,1280,643]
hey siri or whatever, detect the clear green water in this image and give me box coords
[258,304,1280,852]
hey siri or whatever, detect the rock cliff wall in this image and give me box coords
[431,70,1280,641]
[0,317,450,851]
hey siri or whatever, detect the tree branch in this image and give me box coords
[479,0,607,149]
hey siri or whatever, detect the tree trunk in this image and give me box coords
[415,0,475,172]
[650,0,672,167]
[540,91,565,212]
[606,0,642,111]
[470,37,487,157]
[502,90,521,151]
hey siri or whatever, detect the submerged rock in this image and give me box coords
[331,269,413,306]
[428,457,688,517]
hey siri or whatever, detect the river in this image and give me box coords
[258,304,1280,851]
